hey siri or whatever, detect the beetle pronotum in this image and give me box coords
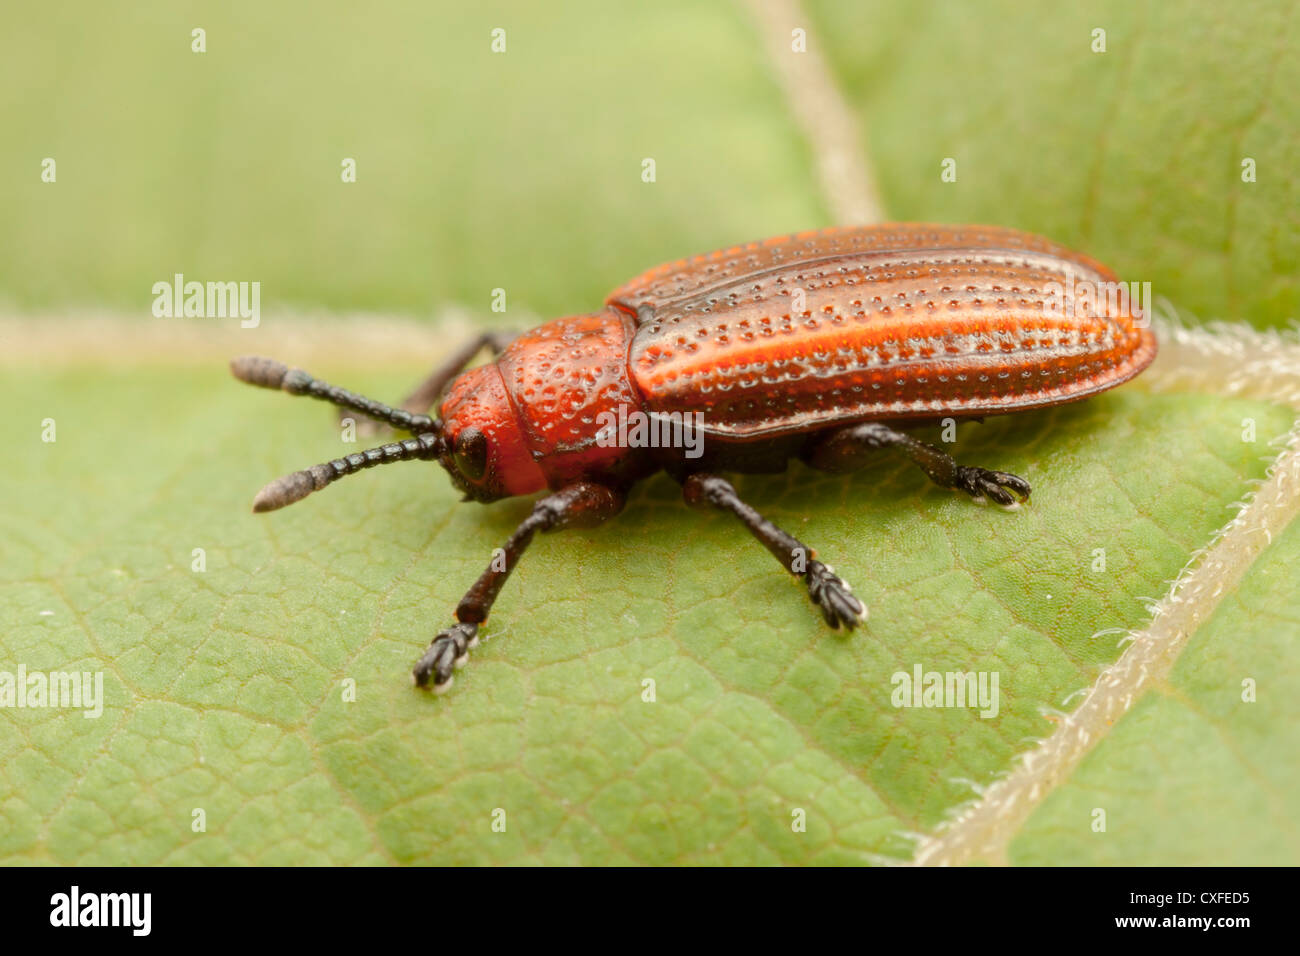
[231,224,1157,693]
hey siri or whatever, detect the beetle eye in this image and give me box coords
[453,427,488,481]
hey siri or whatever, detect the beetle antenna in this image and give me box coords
[251,434,445,512]
[230,355,440,435]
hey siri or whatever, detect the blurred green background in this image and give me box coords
[0,1,821,317]
[2,0,1296,325]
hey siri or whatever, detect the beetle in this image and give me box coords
[231,223,1157,693]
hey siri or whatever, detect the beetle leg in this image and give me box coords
[412,481,625,693]
[805,422,1031,507]
[398,329,518,415]
[342,330,518,433]
[680,472,866,630]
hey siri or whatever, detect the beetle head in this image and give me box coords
[437,363,546,502]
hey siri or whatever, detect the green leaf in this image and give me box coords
[2,361,1293,863]
[1011,507,1300,865]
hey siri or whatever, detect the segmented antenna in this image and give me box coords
[230,356,437,434]
[230,356,446,512]
[252,435,443,511]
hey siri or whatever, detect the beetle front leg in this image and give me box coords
[412,481,625,693]
[397,329,518,416]
[805,422,1031,506]
[680,473,866,629]
[344,330,518,433]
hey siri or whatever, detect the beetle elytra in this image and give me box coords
[231,223,1157,693]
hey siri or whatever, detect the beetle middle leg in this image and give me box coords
[412,480,625,693]
[343,329,517,434]
[805,422,1031,506]
[680,472,866,629]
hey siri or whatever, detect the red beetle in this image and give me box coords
[232,223,1157,692]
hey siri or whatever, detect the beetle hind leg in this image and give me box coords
[681,472,866,630]
[805,422,1031,507]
